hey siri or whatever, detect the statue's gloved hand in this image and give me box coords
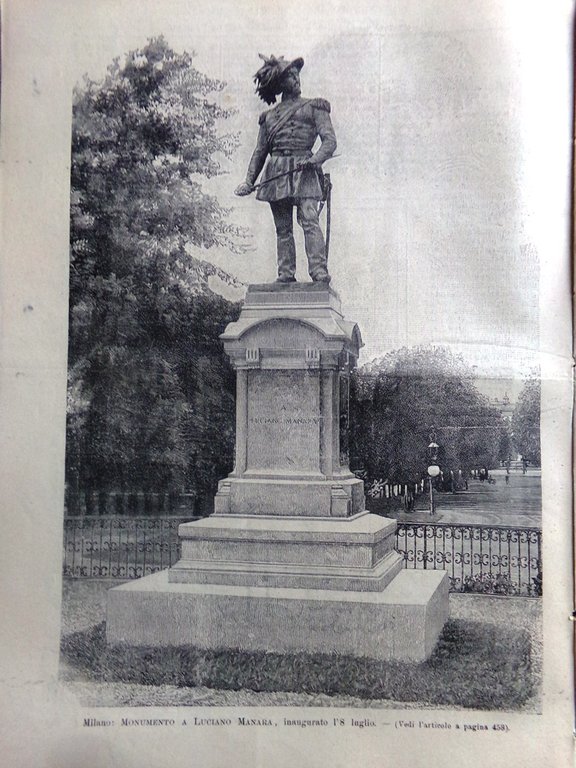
[234,182,254,196]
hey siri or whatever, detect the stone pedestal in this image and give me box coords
[214,282,365,518]
[107,283,449,663]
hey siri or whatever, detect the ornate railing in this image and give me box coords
[63,517,542,597]
[63,516,191,579]
[395,522,542,597]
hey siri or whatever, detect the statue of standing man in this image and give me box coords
[235,55,337,284]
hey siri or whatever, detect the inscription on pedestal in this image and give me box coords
[247,370,321,472]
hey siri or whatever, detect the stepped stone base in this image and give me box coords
[106,512,449,662]
[106,569,448,662]
[170,513,404,591]
[106,283,450,663]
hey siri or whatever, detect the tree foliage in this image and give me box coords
[511,376,541,464]
[67,38,244,499]
[350,346,507,483]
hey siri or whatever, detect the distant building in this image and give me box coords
[489,392,514,422]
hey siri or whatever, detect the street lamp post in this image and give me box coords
[427,435,440,516]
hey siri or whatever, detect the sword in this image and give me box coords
[250,153,340,191]
[238,157,337,261]
[321,173,332,262]
[251,166,301,190]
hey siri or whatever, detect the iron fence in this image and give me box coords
[63,516,191,579]
[395,522,542,597]
[63,516,542,597]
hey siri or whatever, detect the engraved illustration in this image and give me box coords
[60,29,542,715]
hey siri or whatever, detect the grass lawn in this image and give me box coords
[60,579,541,712]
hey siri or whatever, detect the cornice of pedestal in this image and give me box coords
[222,314,361,345]
[226,346,355,371]
[220,283,363,364]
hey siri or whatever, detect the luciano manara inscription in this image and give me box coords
[247,370,321,472]
[249,416,322,425]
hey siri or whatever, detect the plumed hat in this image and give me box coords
[253,54,304,104]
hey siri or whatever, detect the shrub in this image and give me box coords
[462,572,517,596]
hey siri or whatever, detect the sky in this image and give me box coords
[66,0,573,380]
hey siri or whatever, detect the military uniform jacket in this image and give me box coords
[245,97,337,202]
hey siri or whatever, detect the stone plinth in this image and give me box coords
[215,283,364,518]
[107,569,448,663]
[169,513,404,591]
[107,282,449,663]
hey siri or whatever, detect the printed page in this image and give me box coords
[0,1,573,767]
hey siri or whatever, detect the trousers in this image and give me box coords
[269,198,329,281]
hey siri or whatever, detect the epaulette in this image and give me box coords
[258,111,267,125]
[310,97,330,113]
